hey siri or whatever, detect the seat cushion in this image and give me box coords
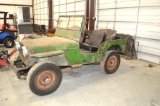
[99,29,117,40]
[8,28,18,32]
[89,30,106,47]
[0,24,5,31]
[80,30,106,52]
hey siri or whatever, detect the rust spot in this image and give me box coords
[148,64,153,68]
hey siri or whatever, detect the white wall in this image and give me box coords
[33,0,48,29]
[96,0,160,64]
[0,0,32,25]
[52,0,86,27]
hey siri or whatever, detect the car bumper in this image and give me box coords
[9,58,30,79]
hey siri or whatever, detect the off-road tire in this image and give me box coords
[100,50,120,74]
[3,38,15,48]
[27,62,62,96]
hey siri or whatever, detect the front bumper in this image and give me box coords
[9,58,30,79]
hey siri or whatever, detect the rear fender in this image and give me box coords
[98,39,126,56]
[78,39,126,64]
[94,39,126,62]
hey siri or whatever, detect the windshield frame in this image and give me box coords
[57,15,85,31]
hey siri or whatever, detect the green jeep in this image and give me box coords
[14,15,126,96]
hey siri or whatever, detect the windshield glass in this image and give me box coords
[57,16,83,31]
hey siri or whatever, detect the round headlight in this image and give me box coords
[22,46,28,57]
[15,42,20,51]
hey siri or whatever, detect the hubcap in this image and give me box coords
[35,70,57,90]
[44,78,50,83]
[6,40,13,47]
[107,55,117,71]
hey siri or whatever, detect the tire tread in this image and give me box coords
[27,61,62,96]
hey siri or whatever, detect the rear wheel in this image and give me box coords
[27,62,62,96]
[100,50,120,74]
[3,38,15,48]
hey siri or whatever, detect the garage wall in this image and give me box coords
[0,0,32,25]
[52,0,86,27]
[33,0,48,29]
[95,0,160,64]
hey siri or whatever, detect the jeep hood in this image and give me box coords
[21,36,79,54]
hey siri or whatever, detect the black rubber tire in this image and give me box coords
[27,62,62,96]
[3,38,15,48]
[100,50,120,74]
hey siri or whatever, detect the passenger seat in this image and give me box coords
[80,30,106,52]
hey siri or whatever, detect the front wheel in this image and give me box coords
[100,50,120,74]
[27,62,62,96]
[3,38,15,48]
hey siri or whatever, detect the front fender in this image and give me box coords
[29,51,64,57]
[28,51,69,66]
[0,32,16,40]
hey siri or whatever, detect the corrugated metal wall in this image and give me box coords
[33,0,48,29]
[52,0,86,27]
[95,0,160,64]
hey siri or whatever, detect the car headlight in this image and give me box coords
[22,46,28,57]
[15,42,20,51]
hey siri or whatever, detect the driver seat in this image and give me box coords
[8,28,18,32]
[0,24,5,31]
[80,30,106,52]
[6,23,18,32]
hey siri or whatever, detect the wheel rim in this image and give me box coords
[5,39,13,47]
[107,55,117,72]
[35,70,57,91]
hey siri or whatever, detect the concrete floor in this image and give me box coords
[0,45,160,106]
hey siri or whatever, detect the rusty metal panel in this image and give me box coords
[22,36,78,53]
[28,54,69,66]
[29,51,64,57]
[52,54,69,66]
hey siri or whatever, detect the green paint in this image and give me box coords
[16,15,126,68]
[63,39,126,65]
[22,36,78,54]
[55,28,81,41]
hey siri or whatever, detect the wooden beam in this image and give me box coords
[0,3,32,7]
[32,0,34,25]
[86,0,89,30]
[0,18,33,19]
[48,0,53,29]
[0,18,12,19]
[88,0,95,31]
